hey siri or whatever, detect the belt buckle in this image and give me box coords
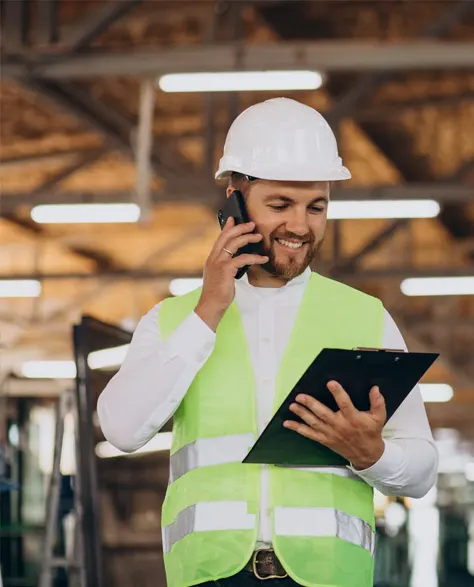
[251,549,288,581]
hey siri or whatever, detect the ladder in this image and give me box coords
[38,388,87,587]
[0,423,19,587]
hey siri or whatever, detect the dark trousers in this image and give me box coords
[200,569,301,587]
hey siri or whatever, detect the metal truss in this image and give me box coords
[3,40,474,80]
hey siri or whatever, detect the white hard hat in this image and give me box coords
[215,97,350,182]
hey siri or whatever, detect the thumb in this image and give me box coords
[369,386,386,420]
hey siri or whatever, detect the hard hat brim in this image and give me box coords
[215,166,351,182]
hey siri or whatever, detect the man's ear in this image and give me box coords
[226,186,235,198]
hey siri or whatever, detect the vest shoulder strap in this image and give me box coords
[314,273,383,311]
[159,286,203,340]
[158,273,384,341]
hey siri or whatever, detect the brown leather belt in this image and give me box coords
[245,549,288,580]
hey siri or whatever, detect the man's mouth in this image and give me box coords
[275,238,306,250]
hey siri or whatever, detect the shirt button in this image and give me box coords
[262,377,271,385]
[262,337,270,344]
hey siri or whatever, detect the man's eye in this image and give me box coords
[270,205,287,211]
[311,207,324,213]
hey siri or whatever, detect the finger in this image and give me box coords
[288,402,329,432]
[223,216,235,230]
[283,420,326,444]
[212,221,255,256]
[327,381,357,417]
[369,386,387,422]
[221,224,259,252]
[220,220,254,240]
[232,254,269,268]
[295,394,335,424]
[217,216,235,236]
[221,232,263,256]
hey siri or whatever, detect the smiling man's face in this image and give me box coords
[227,179,330,285]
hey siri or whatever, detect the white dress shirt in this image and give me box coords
[97,267,438,548]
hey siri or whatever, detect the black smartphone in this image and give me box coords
[217,189,264,279]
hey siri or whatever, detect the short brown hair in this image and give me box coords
[228,172,248,187]
[228,172,258,197]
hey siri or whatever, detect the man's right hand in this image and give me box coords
[195,217,268,332]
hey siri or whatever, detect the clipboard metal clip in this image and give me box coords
[353,347,405,353]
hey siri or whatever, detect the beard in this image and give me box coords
[260,229,324,281]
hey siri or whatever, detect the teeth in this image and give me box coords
[277,239,304,249]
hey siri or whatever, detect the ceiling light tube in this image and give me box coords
[465,462,474,482]
[401,276,474,296]
[328,199,440,220]
[31,204,141,224]
[419,384,454,403]
[0,280,41,298]
[169,278,203,296]
[158,71,324,93]
[20,347,131,380]
[95,432,173,458]
[87,344,130,370]
[21,361,76,379]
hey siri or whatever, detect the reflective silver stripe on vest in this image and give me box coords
[162,501,256,554]
[169,433,255,483]
[274,507,375,556]
[277,465,363,481]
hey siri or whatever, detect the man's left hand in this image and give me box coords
[283,381,386,470]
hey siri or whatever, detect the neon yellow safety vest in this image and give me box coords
[158,273,384,587]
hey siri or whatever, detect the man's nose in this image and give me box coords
[285,210,310,236]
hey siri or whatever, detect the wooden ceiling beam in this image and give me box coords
[1,214,121,271]
[62,0,142,53]
[0,148,103,170]
[27,148,106,199]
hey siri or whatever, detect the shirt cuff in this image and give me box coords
[349,440,405,486]
[163,310,216,365]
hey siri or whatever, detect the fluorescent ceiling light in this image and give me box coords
[20,346,130,381]
[401,276,474,297]
[87,344,130,370]
[373,489,389,512]
[95,432,173,458]
[31,203,141,224]
[158,71,324,93]
[420,384,454,403]
[465,462,474,482]
[0,280,41,298]
[169,278,203,296]
[21,361,76,379]
[328,199,440,220]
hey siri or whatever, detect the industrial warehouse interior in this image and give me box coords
[1,1,474,586]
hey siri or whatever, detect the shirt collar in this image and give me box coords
[237,266,312,294]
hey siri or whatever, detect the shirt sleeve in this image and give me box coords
[349,308,439,498]
[97,301,216,453]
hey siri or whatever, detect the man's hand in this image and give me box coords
[195,217,268,332]
[283,381,386,470]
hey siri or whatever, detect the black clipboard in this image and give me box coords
[243,348,438,467]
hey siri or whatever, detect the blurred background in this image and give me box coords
[1,1,474,586]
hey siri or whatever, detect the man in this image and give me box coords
[98,98,438,587]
